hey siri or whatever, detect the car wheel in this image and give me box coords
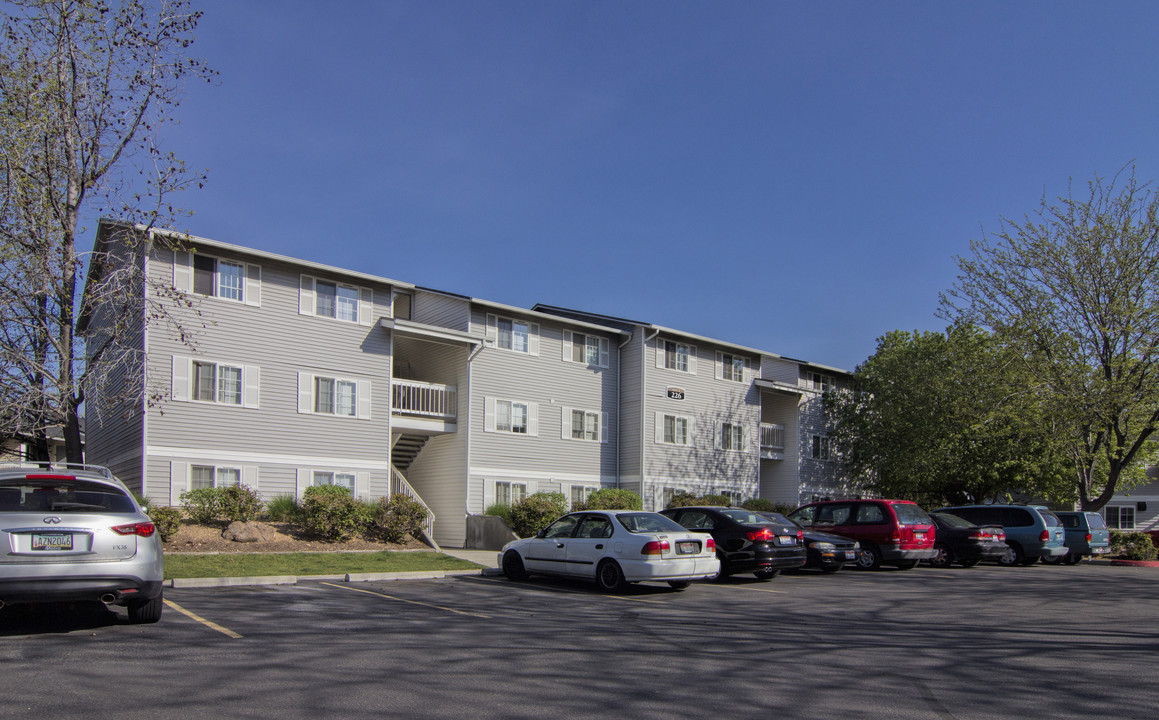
[958,558,981,568]
[596,559,628,593]
[856,544,882,570]
[502,551,529,581]
[754,569,780,580]
[997,543,1023,567]
[894,560,918,570]
[666,580,691,590]
[127,594,163,624]
[928,543,953,568]
[1041,555,1064,565]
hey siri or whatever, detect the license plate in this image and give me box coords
[777,536,796,545]
[677,541,699,555]
[1093,547,1109,554]
[32,533,73,551]
[844,550,856,560]
[914,531,926,538]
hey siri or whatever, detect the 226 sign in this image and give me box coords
[667,387,685,401]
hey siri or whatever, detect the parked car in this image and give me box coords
[934,504,1068,566]
[499,510,720,592]
[660,506,806,580]
[756,511,858,572]
[0,464,164,623]
[788,499,937,570]
[926,512,1008,568]
[1054,511,1111,564]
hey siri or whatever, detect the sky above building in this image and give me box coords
[146,0,1159,371]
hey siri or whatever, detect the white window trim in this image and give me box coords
[297,371,372,420]
[716,351,751,383]
[810,372,834,393]
[562,407,608,443]
[485,478,538,508]
[171,355,259,409]
[565,482,599,510]
[484,313,540,356]
[298,274,374,327]
[716,421,749,452]
[172,250,261,307]
[655,411,694,446]
[562,330,610,368]
[182,462,258,492]
[1105,505,1137,531]
[656,339,697,375]
[483,396,539,436]
[811,434,832,461]
[301,468,370,499]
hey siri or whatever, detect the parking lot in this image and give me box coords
[1,563,1156,719]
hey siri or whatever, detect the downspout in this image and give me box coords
[616,333,631,490]
[465,341,483,520]
[141,230,153,500]
[642,327,660,509]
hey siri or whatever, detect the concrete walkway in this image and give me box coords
[440,548,500,569]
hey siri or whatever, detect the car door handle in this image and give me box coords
[556,543,565,548]
[595,544,603,549]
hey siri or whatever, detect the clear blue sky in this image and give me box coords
[154,0,1159,371]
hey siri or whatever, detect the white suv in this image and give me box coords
[0,464,164,623]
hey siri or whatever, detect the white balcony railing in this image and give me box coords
[760,423,785,458]
[392,379,457,420]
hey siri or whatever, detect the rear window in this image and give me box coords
[0,478,136,514]
[1087,513,1108,530]
[720,509,780,525]
[616,513,686,534]
[1039,510,1062,527]
[932,512,974,529]
[891,503,931,525]
[1059,514,1079,529]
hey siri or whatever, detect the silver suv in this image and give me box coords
[0,464,164,623]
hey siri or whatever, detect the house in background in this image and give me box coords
[0,425,82,464]
[82,221,852,548]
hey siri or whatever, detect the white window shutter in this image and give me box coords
[357,380,372,419]
[245,264,261,307]
[484,397,496,432]
[687,417,696,445]
[600,412,608,443]
[529,324,540,356]
[173,251,193,293]
[527,402,539,436]
[297,372,312,413]
[295,468,311,497]
[486,314,497,345]
[172,355,189,402]
[655,412,665,444]
[243,365,260,408]
[716,351,724,380]
[688,345,697,375]
[715,422,722,451]
[656,340,665,369]
[355,472,370,499]
[169,461,188,505]
[599,338,610,368]
[242,465,259,491]
[561,407,571,439]
[744,358,751,383]
[299,275,315,315]
[359,287,374,326]
[562,331,572,362]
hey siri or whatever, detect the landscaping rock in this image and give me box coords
[222,521,276,543]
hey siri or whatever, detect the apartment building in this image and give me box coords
[83,222,851,547]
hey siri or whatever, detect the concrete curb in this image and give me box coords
[1109,559,1159,568]
[166,567,493,589]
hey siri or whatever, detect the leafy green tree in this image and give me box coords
[0,0,212,461]
[941,167,1159,510]
[827,325,1071,506]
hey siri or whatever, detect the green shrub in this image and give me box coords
[583,488,642,510]
[665,491,703,509]
[700,494,734,507]
[1110,531,1158,561]
[299,484,371,541]
[509,492,568,537]
[741,498,797,514]
[218,484,263,522]
[264,494,301,523]
[146,505,182,542]
[370,494,430,543]
[133,492,151,511]
[484,503,512,525]
[180,487,221,524]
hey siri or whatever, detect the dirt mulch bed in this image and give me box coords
[163,520,430,554]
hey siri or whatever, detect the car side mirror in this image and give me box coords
[536,529,546,538]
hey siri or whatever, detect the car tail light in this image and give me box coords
[705,537,715,552]
[746,528,774,542]
[112,522,156,537]
[969,531,986,540]
[25,474,77,481]
[890,527,901,541]
[1039,530,1050,542]
[797,530,804,541]
[1085,533,1091,542]
[641,539,670,555]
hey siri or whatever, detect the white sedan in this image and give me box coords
[498,510,720,592]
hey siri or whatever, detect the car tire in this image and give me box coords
[929,543,953,568]
[1041,555,1064,565]
[754,569,780,580]
[894,560,918,570]
[856,544,882,570]
[502,551,529,581]
[998,543,1024,567]
[596,559,629,593]
[666,580,691,590]
[958,558,981,568]
[127,594,163,624]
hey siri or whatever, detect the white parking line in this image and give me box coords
[163,599,243,638]
[468,575,674,603]
[710,584,788,595]
[319,582,492,618]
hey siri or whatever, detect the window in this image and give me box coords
[484,398,538,436]
[184,253,256,304]
[1105,505,1136,530]
[299,275,372,325]
[657,413,691,446]
[392,293,412,320]
[570,485,595,510]
[191,465,241,490]
[810,372,834,393]
[313,471,355,492]
[190,361,246,406]
[563,331,609,368]
[720,353,747,382]
[565,408,605,443]
[811,435,831,461]
[662,487,679,509]
[719,422,745,451]
[487,314,538,355]
[297,372,369,419]
[664,341,691,372]
[717,490,743,507]
[495,481,527,506]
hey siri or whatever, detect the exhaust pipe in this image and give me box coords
[99,593,117,605]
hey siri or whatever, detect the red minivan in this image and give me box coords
[788,499,937,570]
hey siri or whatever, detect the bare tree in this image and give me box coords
[0,0,212,462]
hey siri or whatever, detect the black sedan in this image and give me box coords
[758,512,859,573]
[927,512,1008,568]
[660,506,806,580]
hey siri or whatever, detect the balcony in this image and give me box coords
[760,423,785,460]
[392,379,457,420]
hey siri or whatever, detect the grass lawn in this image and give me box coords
[164,551,483,579]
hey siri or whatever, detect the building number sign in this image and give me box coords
[667,387,685,401]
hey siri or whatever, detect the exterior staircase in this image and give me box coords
[390,465,439,551]
[391,435,430,471]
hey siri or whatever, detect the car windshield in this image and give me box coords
[0,478,136,513]
[720,509,780,525]
[932,512,974,529]
[615,513,687,534]
[892,503,931,525]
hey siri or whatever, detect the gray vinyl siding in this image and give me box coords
[412,290,470,332]
[759,391,801,505]
[618,329,643,482]
[141,245,393,504]
[761,357,800,383]
[1107,479,1159,532]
